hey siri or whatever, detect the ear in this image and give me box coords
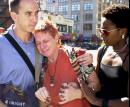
[10,12,17,22]
[120,28,128,36]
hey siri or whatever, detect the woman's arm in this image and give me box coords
[59,82,83,105]
[87,71,101,92]
[79,78,129,107]
[58,49,100,104]
[58,71,101,105]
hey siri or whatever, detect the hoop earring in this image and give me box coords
[122,34,125,39]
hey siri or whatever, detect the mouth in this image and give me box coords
[39,51,46,56]
[103,38,108,44]
[41,49,49,54]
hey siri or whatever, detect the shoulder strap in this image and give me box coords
[4,33,35,79]
[98,45,108,64]
[96,45,108,73]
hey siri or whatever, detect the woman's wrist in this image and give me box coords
[75,89,83,99]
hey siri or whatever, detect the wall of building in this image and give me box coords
[38,10,74,34]
[37,0,129,38]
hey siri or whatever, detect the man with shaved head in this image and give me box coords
[0,0,39,106]
[0,0,94,107]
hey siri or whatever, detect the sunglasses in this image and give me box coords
[98,28,119,36]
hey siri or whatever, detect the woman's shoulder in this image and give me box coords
[97,45,109,59]
[59,47,70,58]
[59,46,77,64]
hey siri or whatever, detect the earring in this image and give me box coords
[122,34,125,39]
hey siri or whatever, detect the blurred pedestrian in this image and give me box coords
[0,27,5,34]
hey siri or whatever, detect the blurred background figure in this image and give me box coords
[0,27,5,34]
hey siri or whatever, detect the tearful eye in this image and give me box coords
[43,40,49,44]
[36,42,41,46]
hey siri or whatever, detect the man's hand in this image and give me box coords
[35,87,51,105]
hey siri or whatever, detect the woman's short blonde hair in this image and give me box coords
[34,19,59,38]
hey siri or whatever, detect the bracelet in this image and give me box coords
[102,99,109,107]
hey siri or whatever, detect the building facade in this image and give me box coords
[38,10,74,34]
[97,0,129,29]
[0,0,128,32]
[39,0,129,38]
[39,0,98,38]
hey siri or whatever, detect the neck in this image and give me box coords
[113,40,126,52]
[48,48,59,63]
[13,25,33,43]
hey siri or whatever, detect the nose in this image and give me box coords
[99,30,108,37]
[100,34,106,39]
[31,14,38,24]
[40,42,46,50]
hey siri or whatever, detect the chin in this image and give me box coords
[105,42,111,46]
[28,27,35,32]
[41,52,49,58]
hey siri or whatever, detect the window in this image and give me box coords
[57,24,67,33]
[63,15,70,19]
[74,24,79,33]
[59,5,68,12]
[47,6,55,12]
[83,23,92,31]
[68,26,72,33]
[84,3,93,11]
[84,13,93,21]
[58,0,68,3]
[72,14,79,21]
[72,3,80,11]
[62,25,67,32]
[47,0,55,3]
